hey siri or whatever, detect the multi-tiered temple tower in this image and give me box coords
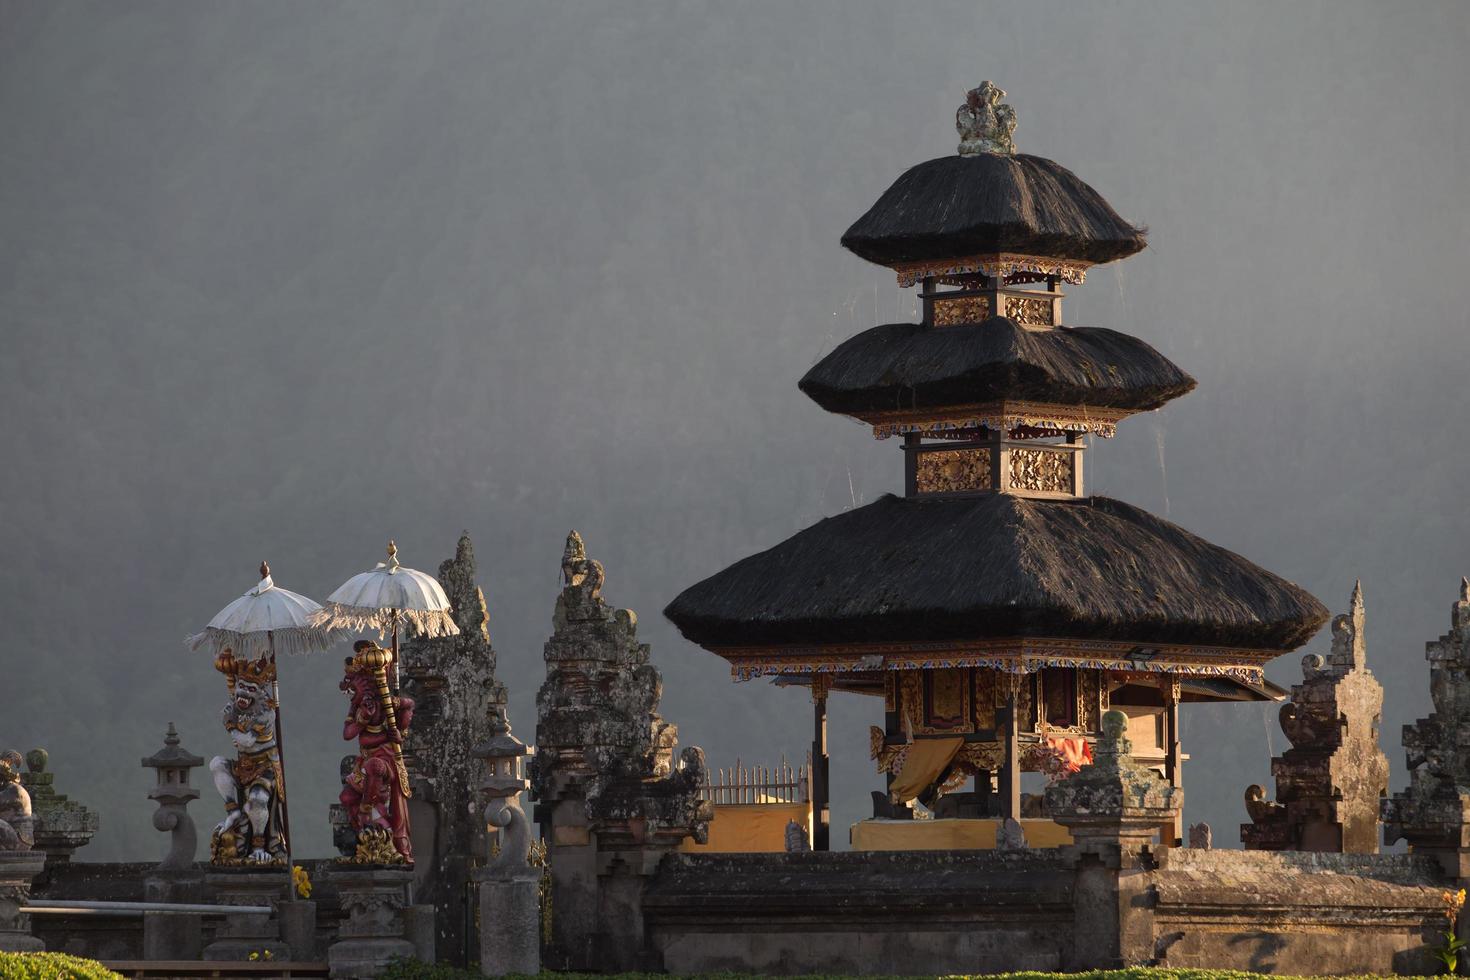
[666,83,1328,850]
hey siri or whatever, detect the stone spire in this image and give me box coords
[1242,582,1388,852]
[956,81,1017,156]
[1382,578,1470,876]
[395,531,507,967]
[533,531,712,970]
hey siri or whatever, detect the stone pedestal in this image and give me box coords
[475,869,540,976]
[1046,709,1182,969]
[327,867,416,979]
[202,871,292,961]
[0,851,46,952]
[143,872,206,959]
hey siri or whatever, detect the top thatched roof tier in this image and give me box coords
[841,153,1147,272]
[798,317,1196,424]
[664,493,1327,654]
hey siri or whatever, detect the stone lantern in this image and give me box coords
[471,706,539,977]
[142,723,205,871]
[474,706,534,853]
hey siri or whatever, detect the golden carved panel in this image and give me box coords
[1079,668,1101,732]
[1008,447,1073,494]
[924,668,973,734]
[899,671,923,734]
[933,295,991,326]
[973,669,997,730]
[915,448,993,494]
[1004,294,1054,326]
[898,668,976,735]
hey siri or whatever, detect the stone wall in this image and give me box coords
[645,850,1076,975]
[1152,848,1444,975]
[641,846,1448,976]
[30,858,349,962]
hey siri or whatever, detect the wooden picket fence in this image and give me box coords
[699,753,810,805]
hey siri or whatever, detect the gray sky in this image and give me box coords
[1,1,1467,861]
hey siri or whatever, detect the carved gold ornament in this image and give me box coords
[932,295,991,326]
[915,448,993,494]
[1004,295,1053,326]
[344,826,406,866]
[1008,447,1074,494]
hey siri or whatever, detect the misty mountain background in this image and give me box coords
[1,0,1466,861]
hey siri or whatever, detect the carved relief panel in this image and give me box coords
[914,448,993,494]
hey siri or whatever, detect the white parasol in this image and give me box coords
[312,540,459,647]
[186,564,333,658]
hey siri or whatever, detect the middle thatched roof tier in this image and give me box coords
[664,493,1327,658]
[799,317,1196,435]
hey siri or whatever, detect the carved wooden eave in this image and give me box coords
[865,400,1129,440]
[892,251,1093,288]
[709,636,1277,685]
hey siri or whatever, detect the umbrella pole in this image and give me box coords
[268,632,295,893]
[390,611,400,691]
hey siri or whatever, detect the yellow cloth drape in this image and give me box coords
[888,736,963,802]
[851,818,1074,851]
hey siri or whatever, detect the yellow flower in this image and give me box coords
[248,952,260,961]
[264,950,274,960]
[293,864,313,899]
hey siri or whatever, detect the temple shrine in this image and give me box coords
[665,82,1329,850]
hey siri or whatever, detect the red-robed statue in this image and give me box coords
[339,640,415,864]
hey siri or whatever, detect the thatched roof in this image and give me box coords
[665,493,1327,652]
[798,318,1196,418]
[841,154,1147,268]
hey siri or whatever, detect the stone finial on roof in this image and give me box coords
[957,81,1017,157]
[1327,579,1368,672]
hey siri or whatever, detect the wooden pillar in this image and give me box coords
[903,432,920,497]
[1162,674,1182,844]
[1001,673,1023,821]
[811,675,831,851]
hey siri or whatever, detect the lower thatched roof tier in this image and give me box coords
[841,154,1147,270]
[798,318,1195,421]
[664,493,1326,653]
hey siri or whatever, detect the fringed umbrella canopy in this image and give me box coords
[186,563,332,658]
[313,540,459,639]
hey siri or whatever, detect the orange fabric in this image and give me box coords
[1047,735,1093,772]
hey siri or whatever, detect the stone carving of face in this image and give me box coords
[234,676,271,715]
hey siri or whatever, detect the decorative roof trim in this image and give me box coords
[713,636,1272,684]
[894,252,1093,288]
[861,400,1129,440]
